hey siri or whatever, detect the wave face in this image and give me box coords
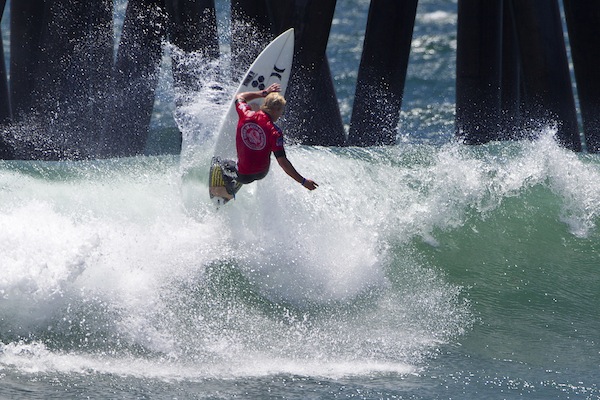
[0,142,471,373]
[1,131,599,399]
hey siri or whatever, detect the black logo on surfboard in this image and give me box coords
[251,75,266,90]
[242,71,256,87]
[243,65,286,90]
[270,65,286,80]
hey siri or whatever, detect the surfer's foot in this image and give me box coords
[222,174,241,196]
[221,160,238,177]
[219,159,242,196]
[226,180,243,196]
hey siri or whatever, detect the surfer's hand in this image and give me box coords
[302,179,318,190]
[265,83,281,94]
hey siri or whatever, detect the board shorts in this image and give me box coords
[237,170,268,184]
[217,158,268,194]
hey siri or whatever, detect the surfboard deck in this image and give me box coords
[209,28,295,207]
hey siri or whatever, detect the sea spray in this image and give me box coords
[1,139,475,378]
[7,106,596,382]
[4,126,597,371]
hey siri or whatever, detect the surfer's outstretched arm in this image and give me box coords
[236,83,280,102]
[276,156,318,190]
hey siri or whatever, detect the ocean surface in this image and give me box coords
[1,0,599,399]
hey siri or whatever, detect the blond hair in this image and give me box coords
[261,92,286,115]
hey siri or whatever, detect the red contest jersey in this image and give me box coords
[235,100,285,175]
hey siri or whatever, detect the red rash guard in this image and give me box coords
[235,99,285,175]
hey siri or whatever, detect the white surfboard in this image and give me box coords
[209,28,295,206]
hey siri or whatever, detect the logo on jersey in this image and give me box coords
[241,123,266,150]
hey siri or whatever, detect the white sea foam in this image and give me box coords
[0,143,470,379]
[3,123,600,381]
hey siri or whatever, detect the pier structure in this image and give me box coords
[0,0,598,159]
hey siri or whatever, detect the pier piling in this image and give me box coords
[348,0,418,146]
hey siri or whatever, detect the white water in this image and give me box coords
[0,142,470,382]
[5,111,600,381]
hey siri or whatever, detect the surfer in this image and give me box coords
[222,82,318,193]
